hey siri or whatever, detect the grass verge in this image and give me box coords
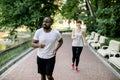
[0,40,31,67]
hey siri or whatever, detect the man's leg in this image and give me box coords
[46,57,55,80]
[41,74,46,80]
[47,76,54,80]
[37,57,46,80]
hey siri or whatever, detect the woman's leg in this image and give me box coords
[75,47,83,67]
[72,47,77,64]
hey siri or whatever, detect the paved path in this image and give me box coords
[0,33,119,80]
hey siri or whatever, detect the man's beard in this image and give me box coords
[43,27,51,30]
[43,24,51,30]
[43,25,51,30]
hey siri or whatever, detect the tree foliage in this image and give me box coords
[61,0,120,38]
[0,0,120,38]
[61,0,84,20]
[0,0,59,31]
[85,0,120,38]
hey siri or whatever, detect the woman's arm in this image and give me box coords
[71,29,77,40]
[82,31,86,46]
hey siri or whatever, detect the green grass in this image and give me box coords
[0,41,31,67]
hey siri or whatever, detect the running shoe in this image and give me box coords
[75,67,79,72]
[71,63,74,70]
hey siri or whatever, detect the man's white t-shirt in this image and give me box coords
[33,28,62,59]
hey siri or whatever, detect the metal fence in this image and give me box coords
[0,40,31,55]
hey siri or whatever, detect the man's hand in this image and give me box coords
[53,49,57,56]
[53,38,63,56]
[40,44,46,48]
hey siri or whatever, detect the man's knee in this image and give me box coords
[47,76,54,80]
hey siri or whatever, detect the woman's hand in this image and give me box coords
[72,35,77,40]
[84,42,86,46]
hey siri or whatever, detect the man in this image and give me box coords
[32,17,63,80]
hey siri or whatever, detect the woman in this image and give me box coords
[71,20,86,72]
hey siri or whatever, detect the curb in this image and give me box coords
[87,43,120,79]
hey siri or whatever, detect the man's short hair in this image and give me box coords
[45,16,54,23]
[76,20,82,24]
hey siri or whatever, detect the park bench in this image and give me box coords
[97,40,120,59]
[87,33,100,44]
[90,35,108,49]
[86,31,95,40]
[108,54,120,69]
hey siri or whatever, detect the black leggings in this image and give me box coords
[72,46,83,67]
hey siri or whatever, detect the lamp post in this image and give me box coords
[85,0,94,17]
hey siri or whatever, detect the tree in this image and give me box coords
[61,0,84,21]
[86,0,120,38]
[0,0,59,32]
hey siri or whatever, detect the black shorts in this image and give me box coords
[37,56,56,76]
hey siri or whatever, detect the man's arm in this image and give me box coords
[32,39,45,48]
[53,38,63,55]
[56,38,63,51]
